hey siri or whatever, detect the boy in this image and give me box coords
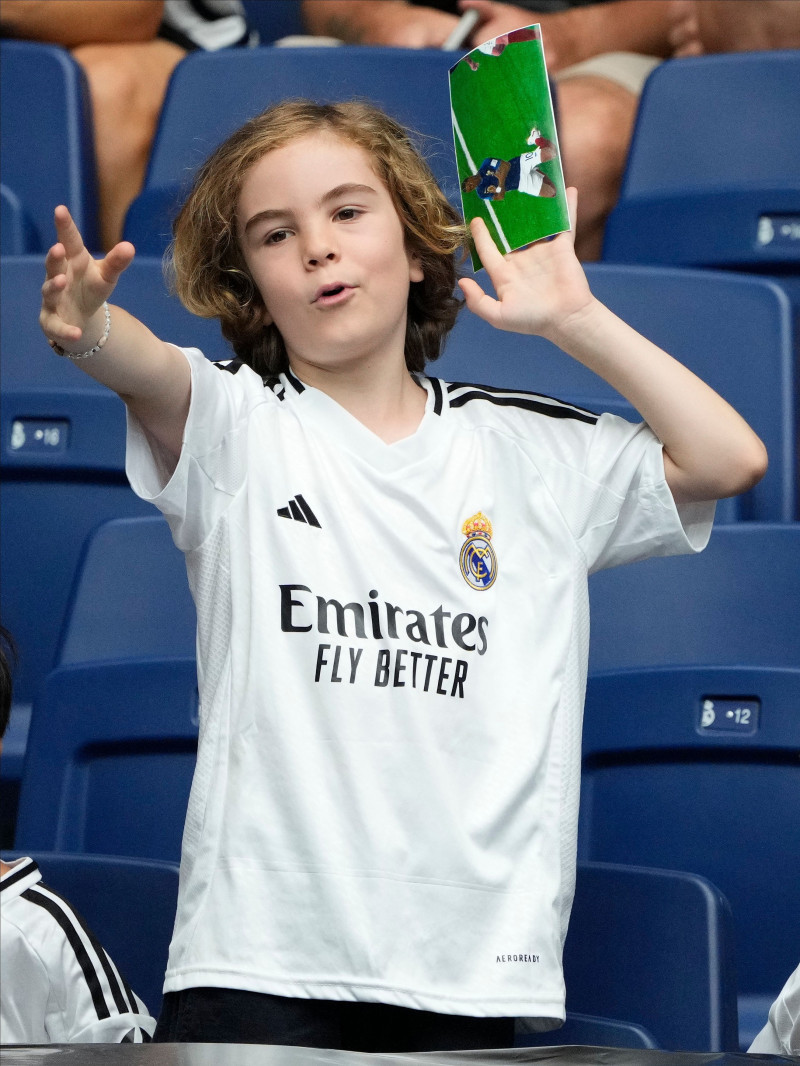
[38,100,766,1051]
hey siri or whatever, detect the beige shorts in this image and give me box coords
[555,51,661,96]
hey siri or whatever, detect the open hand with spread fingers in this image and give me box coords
[458,187,596,344]
[40,204,135,356]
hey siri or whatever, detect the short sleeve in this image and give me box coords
[748,963,800,1055]
[531,411,715,573]
[45,913,156,1043]
[70,991,156,1044]
[126,346,268,552]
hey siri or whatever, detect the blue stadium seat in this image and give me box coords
[13,519,194,865]
[0,257,227,782]
[440,264,796,522]
[524,861,740,1052]
[56,516,195,668]
[519,861,737,1051]
[124,46,459,254]
[1,851,179,1019]
[10,514,196,860]
[15,659,199,865]
[602,51,800,272]
[583,524,800,1048]
[0,41,100,252]
[588,524,800,672]
[566,863,738,1051]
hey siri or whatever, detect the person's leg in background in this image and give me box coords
[554,53,660,261]
[72,38,185,251]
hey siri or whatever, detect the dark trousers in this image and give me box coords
[154,987,515,1051]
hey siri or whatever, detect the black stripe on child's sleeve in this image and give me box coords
[23,888,111,1021]
[26,883,137,1016]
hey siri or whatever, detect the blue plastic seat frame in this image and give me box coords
[15,658,199,864]
[1,40,99,252]
[602,50,800,271]
[565,861,738,1051]
[583,524,800,1047]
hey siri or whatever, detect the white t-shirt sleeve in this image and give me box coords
[748,963,800,1055]
[70,992,155,1044]
[530,411,714,573]
[0,903,156,1044]
[56,940,156,1044]
[126,346,265,552]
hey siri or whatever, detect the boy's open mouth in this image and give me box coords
[313,283,353,304]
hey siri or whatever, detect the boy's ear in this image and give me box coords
[409,252,424,284]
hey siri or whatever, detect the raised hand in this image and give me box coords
[457,187,595,343]
[40,205,135,352]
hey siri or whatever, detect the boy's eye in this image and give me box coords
[335,207,361,222]
[265,229,290,245]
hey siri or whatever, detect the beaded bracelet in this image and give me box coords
[49,302,111,360]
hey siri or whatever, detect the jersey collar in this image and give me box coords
[276,373,449,474]
[0,857,42,902]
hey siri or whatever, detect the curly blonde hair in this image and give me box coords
[168,99,467,376]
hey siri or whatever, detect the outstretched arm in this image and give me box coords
[458,189,768,504]
[40,206,191,462]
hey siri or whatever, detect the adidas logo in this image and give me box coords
[277,494,321,528]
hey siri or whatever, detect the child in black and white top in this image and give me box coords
[38,99,767,1052]
[0,628,155,1045]
[0,858,156,1044]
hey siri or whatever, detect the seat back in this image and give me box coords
[588,524,800,672]
[57,516,196,667]
[0,40,99,252]
[1,851,179,1018]
[440,265,796,522]
[125,46,459,253]
[583,525,800,1025]
[602,50,800,270]
[564,862,738,1051]
[520,861,738,1051]
[15,659,199,864]
[14,517,198,865]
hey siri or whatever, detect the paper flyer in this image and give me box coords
[449,25,570,271]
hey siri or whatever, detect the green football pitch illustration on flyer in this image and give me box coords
[450,25,570,271]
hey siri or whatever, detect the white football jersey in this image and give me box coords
[0,858,156,1044]
[127,348,713,1022]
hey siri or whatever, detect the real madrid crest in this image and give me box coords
[459,512,497,591]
